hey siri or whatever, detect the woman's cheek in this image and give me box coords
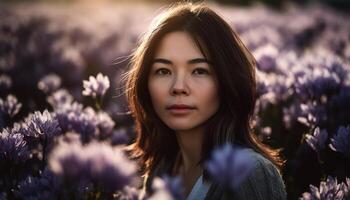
[149,79,169,103]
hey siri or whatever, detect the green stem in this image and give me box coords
[95,95,104,111]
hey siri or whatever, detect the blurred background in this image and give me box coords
[0,0,349,199]
[1,0,350,9]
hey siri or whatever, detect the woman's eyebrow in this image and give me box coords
[152,58,212,65]
[152,58,172,65]
[188,58,213,65]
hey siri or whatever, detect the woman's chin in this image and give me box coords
[165,122,202,133]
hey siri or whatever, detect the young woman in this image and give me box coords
[124,2,287,199]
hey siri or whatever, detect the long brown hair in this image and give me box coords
[123,1,284,180]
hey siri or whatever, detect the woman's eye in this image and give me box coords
[155,68,171,75]
[193,68,209,75]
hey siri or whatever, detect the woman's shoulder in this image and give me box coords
[243,147,278,171]
[205,147,287,200]
[231,147,287,200]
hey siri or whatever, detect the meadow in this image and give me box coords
[0,1,349,199]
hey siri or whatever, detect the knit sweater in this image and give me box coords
[143,148,287,200]
[204,148,287,200]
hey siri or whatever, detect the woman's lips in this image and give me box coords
[167,107,195,115]
[166,104,195,115]
[166,104,195,109]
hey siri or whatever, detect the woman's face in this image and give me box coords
[148,31,219,132]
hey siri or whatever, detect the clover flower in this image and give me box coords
[305,127,328,152]
[49,141,138,193]
[205,143,255,190]
[0,128,30,164]
[37,73,62,94]
[82,73,110,98]
[329,125,350,156]
[300,176,349,200]
[0,94,22,118]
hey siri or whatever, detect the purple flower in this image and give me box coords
[297,103,328,127]
[16,168,62,200]
[82,73,110,98]
[49,141,138,193]
[0,192,7,200]
[161,175,185,200]
[54,102,84,133]
[47,89,74,109]
[115,186,140,200]
[284,53,350,129]
[256,71,293,105]
[0,128,30,164]
[292,52,347,95]
[95,111,115,138]
[305,127,328,152]
[300,176,349,200]
[69,107,97,142]
[55,104,115,142]
[84,144,138,192]
[37,73,62,94]
[329,125,350,156]
[205,144,255,190]
[149,175,185,200]
[257,54,276,72]
[56,131,81,145]
[49,141,88,180]
[328,61,348,84]
[283,104,303,130]
[254,44,278,73]
[111,128,130,145]
[256,72,269,97]
[55,104,93,141]
[295,71,341,102]
[22,110,61,141]
[0,94,22,118]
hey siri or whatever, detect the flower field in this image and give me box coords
[0,1,349,199]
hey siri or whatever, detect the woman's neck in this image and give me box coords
[175,127,204,172]
[173,127,204,196]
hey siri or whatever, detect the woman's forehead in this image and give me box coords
[153,31,205,59]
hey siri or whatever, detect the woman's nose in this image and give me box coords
[170,75,189,96]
